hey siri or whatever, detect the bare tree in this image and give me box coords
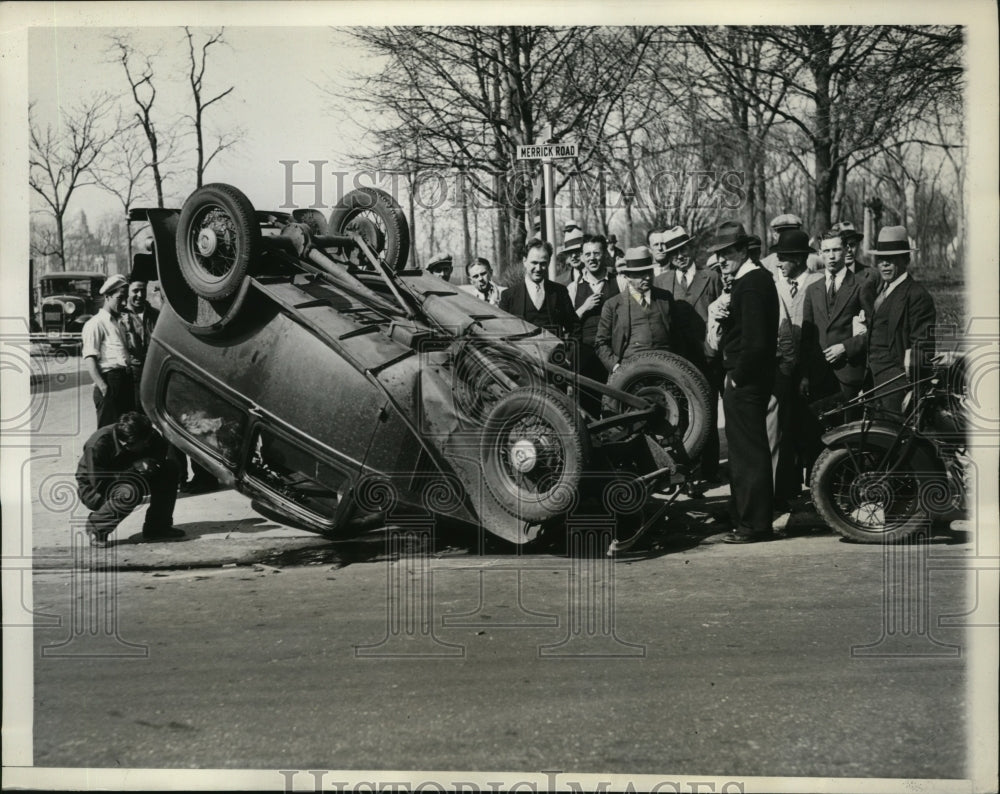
[29,96,117,270]
[184,27,241,188]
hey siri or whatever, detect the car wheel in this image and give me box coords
[810,445,930,542]
[329,187,410,272]
[176,183,262,301]
[481,386,588,522]
[603,350,712,459]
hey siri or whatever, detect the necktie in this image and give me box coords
[640,292,649,309]
[874,284,888,312]
[787,278,798,299]
[827,276,836,307]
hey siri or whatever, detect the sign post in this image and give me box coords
[516,134,579,281]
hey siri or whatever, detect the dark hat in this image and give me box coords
[98,273,128,296]
[771,229,816,255]
[426,254,453,272]
[770,213,802,231]
[706,221,750,253]
[871,226,917,256]
[830,221,864,242]
[747,234,762,252]
[619,246,656,274]
[662,225,691,254]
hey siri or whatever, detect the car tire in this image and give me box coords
[604,350,712,459]
[481,385,588,522]
[176,183,262,301]
[329,187,410,272]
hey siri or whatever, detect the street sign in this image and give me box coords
[516,142,578,160]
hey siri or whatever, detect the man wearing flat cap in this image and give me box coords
[426,253,454,282]
[655,225,725,481]
[860,225,936,414]
[704,221,780,543]
[82,273,136,428]
[594,246,680,375]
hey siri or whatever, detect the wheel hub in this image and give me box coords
[197,227,218,257]
[510,438,539,473]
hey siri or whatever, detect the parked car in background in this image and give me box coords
[35,271,105,352]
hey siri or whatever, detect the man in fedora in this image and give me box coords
[499,238,577,342]
[426,253,454,282]
[82,273,135,428]
[830,220,874,285]
[655,225,725,481]
[802,228,870,406]
[861,225,936,414]
[594,246,680,375]
[770,229,824,508]
[705,221,780,543]
[561,228,586,295]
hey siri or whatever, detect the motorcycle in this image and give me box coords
[809,356,967,543]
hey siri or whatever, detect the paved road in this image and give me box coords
[32,534,971,780]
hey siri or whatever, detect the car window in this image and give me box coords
[163,370,246,464]
[246,427,346,517]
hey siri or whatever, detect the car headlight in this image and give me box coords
[63,302,76,315]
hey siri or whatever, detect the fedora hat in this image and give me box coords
[662,225,691,254]
[830,221,864,242]
[98,273,128,296]
[769,213,802,231]
[706,221,750,253]
[561,228,584,253]
[771,229,816,255]
[619,246,656,274]
[871,226,917,256]
[563,218,583,233]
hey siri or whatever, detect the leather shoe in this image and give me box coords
[142,526,185,542]
[87,531,111,548]
[723,530,775,544]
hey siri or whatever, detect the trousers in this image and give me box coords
[78,458,180,537]
[723,378,773,533]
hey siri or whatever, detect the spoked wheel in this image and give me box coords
[604,350,712,458]
[481,386,588,521]
[810,445,929,542]
[329,187,410,272]
[176,183,261,301]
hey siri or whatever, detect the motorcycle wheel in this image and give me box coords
[480,386,588,522]
[810,445,930,542]
[176,183,262,301]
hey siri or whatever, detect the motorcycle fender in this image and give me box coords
[821,422,944,476]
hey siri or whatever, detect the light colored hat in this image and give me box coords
[769,213,802,231]
[619,246,656,274]
[662,225,691,253]
[426,254,453,272]
[561,228,584,253]
[872,226,917,256]
[99,273,129,295]
[563,218,583,233]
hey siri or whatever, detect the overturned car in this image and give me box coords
[140,183,711,551]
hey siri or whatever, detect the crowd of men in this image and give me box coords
[442,212,937,544]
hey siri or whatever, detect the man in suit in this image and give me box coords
[830,221,876,287]
[655,225,725,481]
[459,257,506,306]
[499,238,577,343]
[648,228,669,277]
[594,246,680,375]
[705,221,780,543]
[801,229,869,406]
[559,229,585,291]
[862,226,937,414]
[769,230,825,508]
[569,236,621,407]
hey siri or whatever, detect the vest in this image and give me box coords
[574,276,619,345]
[622,296,670,360]
[868,288,900,372]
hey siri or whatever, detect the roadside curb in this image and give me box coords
[32,537,334,572]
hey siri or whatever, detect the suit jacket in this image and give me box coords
[801,269,868,388]
[498,279,577,338]
[721,266,779,391]
[459,282,506,306]
[654,266,723,365]
[774,270,823,375]
[594,286,678,372]
[861,274,936,379]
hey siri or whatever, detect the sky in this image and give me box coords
[28,25,382,220]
